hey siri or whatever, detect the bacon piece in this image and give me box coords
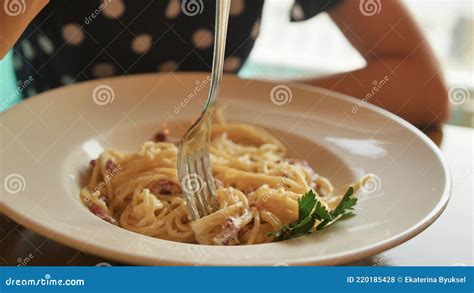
[105,160,118,173]
[148,180,181,195]
[286,159,309,167]
[213,218,240,246]
[153,129,169,142]
[89,204,118,225]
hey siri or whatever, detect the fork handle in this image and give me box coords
[203,0,231,114]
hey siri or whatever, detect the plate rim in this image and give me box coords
[0,72,452,265]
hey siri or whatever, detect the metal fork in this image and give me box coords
[177,0,231,221]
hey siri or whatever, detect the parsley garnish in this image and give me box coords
[268,187,357,241]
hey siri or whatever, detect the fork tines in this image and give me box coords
[182,148,217,220]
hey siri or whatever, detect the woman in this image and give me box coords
[0,0,448,127]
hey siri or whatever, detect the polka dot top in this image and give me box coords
[13,0,341,98]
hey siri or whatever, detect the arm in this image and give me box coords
[302,0,449,127]
[0,0,49,59]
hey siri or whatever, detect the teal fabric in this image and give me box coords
[0,51,19,111]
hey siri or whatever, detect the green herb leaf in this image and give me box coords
[270,187,358,241]
[317,187,357,230]
[297,190,317,221]
[332,187,355,216]
[313,201,333,221]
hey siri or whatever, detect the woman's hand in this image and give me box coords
[303,0,449,128]
[0,0,49,59]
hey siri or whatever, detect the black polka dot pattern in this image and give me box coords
[13,0,340,98]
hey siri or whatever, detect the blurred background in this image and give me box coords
[1,0,472,127]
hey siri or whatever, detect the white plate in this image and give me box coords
[0,73,450,266]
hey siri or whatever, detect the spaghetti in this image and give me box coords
[80,123,369,245]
